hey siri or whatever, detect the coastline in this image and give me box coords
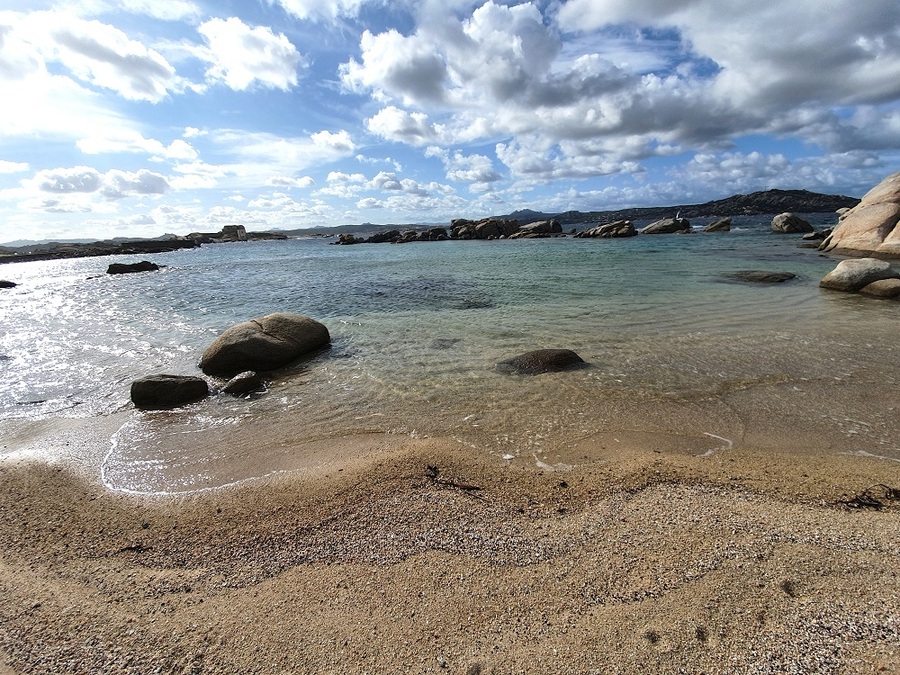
[1,434,898,674]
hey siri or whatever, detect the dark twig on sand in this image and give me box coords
[837,484,900,510]
[424,465,483,494]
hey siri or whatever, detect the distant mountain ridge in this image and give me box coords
[501,189,860,226]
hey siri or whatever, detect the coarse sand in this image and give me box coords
[1,435,898,674]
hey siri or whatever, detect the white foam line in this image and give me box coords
[699,432,734,457]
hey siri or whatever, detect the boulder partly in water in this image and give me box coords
[771,213,813,234]
[819,258,900,293]
[107,261,160,274]
[131,374,209,409]
[199,312,330,376]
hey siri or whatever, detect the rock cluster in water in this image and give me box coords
[129,313,329,409]
[334,219,566,244]
[107,261,160,275]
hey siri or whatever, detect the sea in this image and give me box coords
[2,215,899,494]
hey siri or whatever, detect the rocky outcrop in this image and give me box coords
[199,312,330,376]
[703,218,731,232]
[574,220,637,238]
[771,213,814,233]
[640,217,691,235]
[452,218,520,240]
[819,172,900,256]
[497,349,586,375]
[107,261,159,275]
[131,374,209,409]
[509,220,563,239]
[723,271,797,284]
[819,258,900,293]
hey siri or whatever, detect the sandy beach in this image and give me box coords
[1,429,898,674]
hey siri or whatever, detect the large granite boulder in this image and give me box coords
[575,220,637,238]
[859,278,900,299]
[771,213,814,233]
[497,349,586,375]
[107,261,159,274]
[131,374,209,409]
[819,258,900,293]
[640,217,691,234]
[199,312,330,376]
[820,172,900,255]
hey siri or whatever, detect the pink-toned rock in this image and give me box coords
[821,172,900,255]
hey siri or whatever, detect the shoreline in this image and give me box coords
[1,435,898,673]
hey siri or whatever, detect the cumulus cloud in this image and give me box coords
[45,14,177,101]
[367,106,443,145]
[197,17,305,91]
[341,0,900,183]
[426,147,502,191]
[29,166,168,200]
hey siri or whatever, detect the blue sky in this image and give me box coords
[1,0,899,242]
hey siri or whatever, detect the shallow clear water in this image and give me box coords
[3,215,899,493]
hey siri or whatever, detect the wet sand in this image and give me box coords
[1,432,898,674]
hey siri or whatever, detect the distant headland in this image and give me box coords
[1,188,859,264]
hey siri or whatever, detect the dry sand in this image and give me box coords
[1,432,899,674]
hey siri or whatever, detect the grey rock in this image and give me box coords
[497,349,586,375]
[131,374,209,410]
[640,217,692,234]
[575,220,637,238]
[199,312,330,376]
[222,371,264,395]
[771,213,814,233]
[703,218,731,232]
[858,278,900,299]
[820,258,900,292]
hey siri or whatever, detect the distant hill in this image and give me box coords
[501,189,860,226]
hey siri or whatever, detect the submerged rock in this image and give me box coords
[199,312,330,376]
[723,270,797,284]
[497,349,586,375]
[0,280,16,288]
[107,261,159,274]
[131,374,209,409]
[819,258,900,293]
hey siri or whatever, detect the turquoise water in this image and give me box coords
[2,215,899,492]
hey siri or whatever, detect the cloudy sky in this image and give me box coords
[1,0,899,242]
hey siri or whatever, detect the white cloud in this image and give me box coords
[197,17,304,91]
[367,106,443,145]
[76,131,198,161]
[27,166,168,200]
[0,161,29,174]
[266,175,315,188]
[58,0,201,21]
[426,147,502,190]
[269,0,368,21]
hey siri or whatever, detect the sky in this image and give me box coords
[1,0,899,242]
